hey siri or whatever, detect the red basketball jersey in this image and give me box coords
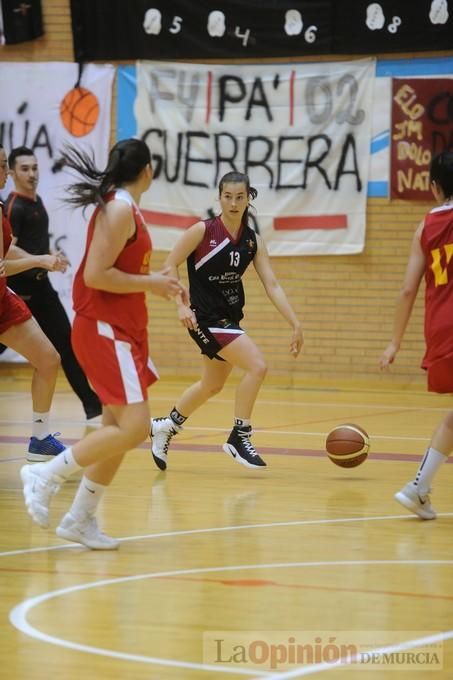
[0,203,13,302]
[420,204,453,370]
[0,204,32,331]
[73,189,152,339]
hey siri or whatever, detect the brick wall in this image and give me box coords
[1,0,436,388]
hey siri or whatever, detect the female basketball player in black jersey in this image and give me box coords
[151,171,303,469]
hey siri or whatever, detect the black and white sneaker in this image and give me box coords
[150,417,182,471]
[222,426,266,469]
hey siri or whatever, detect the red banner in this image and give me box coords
[391,77,453,200]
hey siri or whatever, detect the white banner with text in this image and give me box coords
[133,58,375,256]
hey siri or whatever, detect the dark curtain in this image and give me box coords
[0,0,43,45]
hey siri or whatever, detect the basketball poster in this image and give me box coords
[60,87,101,138]
[0,62,114,361]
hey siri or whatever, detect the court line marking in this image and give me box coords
[4,512,453,558]
[0,427,435,442]
[167,427,433,442]
[9,560,453,678]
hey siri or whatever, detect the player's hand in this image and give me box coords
[380,342,398,370]
[177,285,190,307]
[290,324,303,358]
[55,251,70,272]
[177,304,197,330]
[39,254,63,272]
[157,267,190,305]
[149,272,186,300]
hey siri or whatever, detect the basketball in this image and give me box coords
[325,423,369,468]
[60,87,100,137]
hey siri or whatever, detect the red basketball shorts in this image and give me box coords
[72,315,159,405]
[0,287,32,336]
[427,354,453,394]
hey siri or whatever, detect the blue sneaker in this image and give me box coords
[27,433,66,462]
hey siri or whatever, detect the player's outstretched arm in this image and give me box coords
[253,234,303,357]
[380,221,425,370]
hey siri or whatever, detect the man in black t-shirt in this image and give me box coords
[5,147,102,421]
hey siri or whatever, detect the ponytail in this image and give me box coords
[59,138,152,209]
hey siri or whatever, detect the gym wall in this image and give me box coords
[2,0,436,389]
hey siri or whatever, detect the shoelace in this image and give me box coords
[161,425,179,454]
[34,473,60,497]
[46,433,65,454]
[238,430,258,457]
[82,516,117,544]
[85,516,102,535]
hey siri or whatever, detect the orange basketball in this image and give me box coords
[60,87,100,137]
[325,423,369,468]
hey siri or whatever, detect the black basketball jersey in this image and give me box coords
[4,192,50,284]
[187,215,258,323]
[5,192,50,253]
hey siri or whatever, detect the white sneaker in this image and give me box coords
[150,417,182,471]
[20,464,61,528]
[56,512,120,550]
[394,481,437,520]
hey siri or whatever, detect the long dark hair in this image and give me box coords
[59,138,152,209]
[430,151,453,200]
[218,171,258,227]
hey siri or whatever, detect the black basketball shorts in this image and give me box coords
[188,317,245,360]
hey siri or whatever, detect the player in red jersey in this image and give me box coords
[380,151,453,520]
[0,143,65,460]
[151,171,303,470]
[19,139,187,549]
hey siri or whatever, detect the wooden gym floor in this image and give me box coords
[1,368,452,679]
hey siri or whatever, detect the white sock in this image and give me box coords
[234,418,250,429]
[414,447,447,495]
[32,412,50,439]
[40,447,82,481]
[69,477,107,519]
